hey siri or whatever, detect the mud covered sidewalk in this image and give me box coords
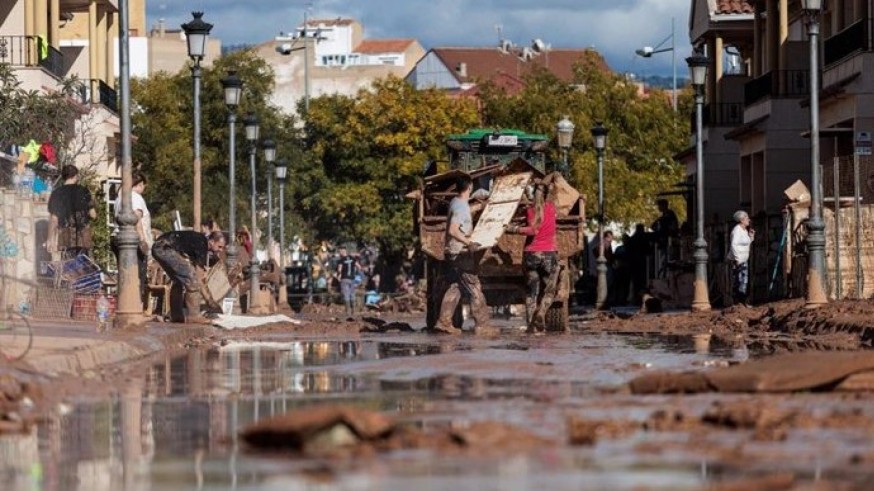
[582,298,874,352]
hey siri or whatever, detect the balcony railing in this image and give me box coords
[78,80,119,114]
[39,45,64,79]
[744,70,812,106]
[0,35,65,79]
[691,103,745,132]
[97,80,118,113]
[824,18,870,67]
[706,103,744,126]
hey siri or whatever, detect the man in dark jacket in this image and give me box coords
[152,230,224,323]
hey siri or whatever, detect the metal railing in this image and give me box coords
[78,80,118,113]
[824,18,870,67]
[703,103,744,127]
[39,45,64,79]
[97,80,118,113]
[744,70,812,106]
[0,35,65,79]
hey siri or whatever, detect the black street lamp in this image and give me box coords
[221,71,243,284]
[590,122,608,309]
[243,113,263,313]
[556,116,575,176]
[181,11,212,230]
[687,52,712,312]
[275,158,289,304]
[262,139,277,255]
[802,0,828,308]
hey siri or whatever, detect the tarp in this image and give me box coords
[211,314,302,330]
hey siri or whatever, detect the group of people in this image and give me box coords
[434,174,562,335]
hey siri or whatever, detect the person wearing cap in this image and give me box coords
[727,210,755,307]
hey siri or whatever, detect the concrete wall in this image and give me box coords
[0,188,49,311]
[148,33,220,76]
[63,0,145,38]
[0,0,24,36]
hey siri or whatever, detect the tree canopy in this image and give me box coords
[130,49,691,255]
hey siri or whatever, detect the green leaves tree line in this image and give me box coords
[129,49,690,258]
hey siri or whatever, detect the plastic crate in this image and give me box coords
[71,294,116,321]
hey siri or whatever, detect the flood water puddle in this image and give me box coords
[0,332,869,490]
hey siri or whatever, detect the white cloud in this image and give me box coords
[148,0,693,76]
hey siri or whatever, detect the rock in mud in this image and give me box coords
[241,405,396,454]
[449,421,551,450]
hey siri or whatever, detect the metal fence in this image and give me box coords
[820,154,874,299]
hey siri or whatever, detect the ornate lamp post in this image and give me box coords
[275,159,289,306]
[802,0,828,308]
[181,11,212,230]
[556,116,575,176]
[590,122,608,310]
[262,139,277,256]
[687,53,712,312]
[243,113,262,313]
[221,71,243,282]
[114,0,143,328]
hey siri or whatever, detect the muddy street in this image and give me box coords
[1,310,873,490]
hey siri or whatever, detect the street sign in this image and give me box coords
[855,131,872,156]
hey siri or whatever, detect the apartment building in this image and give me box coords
[0,0,123,180]
[680,0,755,221]
[255,18,424,115]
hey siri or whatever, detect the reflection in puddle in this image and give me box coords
[1,334,867,491]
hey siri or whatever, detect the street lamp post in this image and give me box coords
[556,116,575,177]
[590,122,608,310]
[115,0,143,328]
[262,139,277,254]
[181,11,212,230]
[244,113,262,314]
[802,0,828,307]
[275,159,289,307]
[687,53,712,312]
[221,71,243,285]
[635,17,677,112]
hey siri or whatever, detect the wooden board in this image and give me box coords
[205,262,232,305]
[468,172,532,249]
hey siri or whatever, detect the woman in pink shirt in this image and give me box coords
[505,182,559,332]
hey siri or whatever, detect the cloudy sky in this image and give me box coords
[149,0,693,77]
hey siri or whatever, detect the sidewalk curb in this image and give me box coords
[22,324,212,376]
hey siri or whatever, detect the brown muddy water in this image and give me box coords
[1,331,872,490]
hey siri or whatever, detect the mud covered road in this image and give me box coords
[1,301,873,490]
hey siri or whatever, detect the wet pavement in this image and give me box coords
[1,330,872,490]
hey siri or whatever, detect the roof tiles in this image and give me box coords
[431,47,609,86]
[715,0,754,14]
[354,39,416,54]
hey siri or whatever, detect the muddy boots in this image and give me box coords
[184,290,211,324]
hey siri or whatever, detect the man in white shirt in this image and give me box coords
[114,172,152,307]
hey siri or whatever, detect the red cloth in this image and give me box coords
[518,202,557,252]
[39,142,56,164]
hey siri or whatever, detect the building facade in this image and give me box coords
[256,18,424,115]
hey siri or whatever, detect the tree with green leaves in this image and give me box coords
[131,49,301,236]
[478,52,691,227]
[300,76,479,254]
